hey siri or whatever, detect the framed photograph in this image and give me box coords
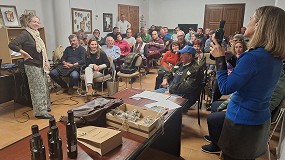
[71,8,92,34]
[0,5,20,27]
[24,9,36,16]
[103,13,113,32]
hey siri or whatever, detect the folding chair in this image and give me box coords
[267,98,285,160]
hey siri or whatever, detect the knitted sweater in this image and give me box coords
[114,40,131,56]
[217,47,283,125]
[161,51,181,70]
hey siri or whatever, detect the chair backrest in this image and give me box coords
[134,56,143,67]
[107,56,113,68]
[271,98,285,124]
[204,53,215,65]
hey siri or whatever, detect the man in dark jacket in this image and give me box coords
[50,34,86,95]
[154,45,204,110]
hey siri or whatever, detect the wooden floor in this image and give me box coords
[0,68,280,160]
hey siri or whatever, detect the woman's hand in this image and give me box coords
[210,37,226,58]
[93,64,100,71]
[20,50,33,60]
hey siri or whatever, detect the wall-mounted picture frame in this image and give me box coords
[24,9,36,16]
[71,8,92,34]
[103,13,113,32]
[0,5,21,27]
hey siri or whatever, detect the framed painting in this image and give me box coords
[71,8,92,34]
[0,5,20,27]
[103,13,113,32]
[24,9,36,16]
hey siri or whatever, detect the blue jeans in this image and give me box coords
[50,69,79,88]
[153,88,168,93]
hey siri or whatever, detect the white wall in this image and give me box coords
[0,0,148,60]
[148,0,276,29]
[276,0,285,10]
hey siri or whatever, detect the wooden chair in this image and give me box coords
[267,98,285,160]
[117,56,142,89]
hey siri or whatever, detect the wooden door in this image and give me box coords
[204,4,245,36]
[118,4,139,35]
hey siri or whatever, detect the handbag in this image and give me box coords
[55,64,77,77]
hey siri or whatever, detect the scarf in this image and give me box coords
[26,27,49,73]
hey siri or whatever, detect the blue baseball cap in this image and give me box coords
[178,45,196,55]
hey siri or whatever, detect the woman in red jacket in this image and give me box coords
[154,41,181,89]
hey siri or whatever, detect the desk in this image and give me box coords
[0,88,187,159]
[0,70,15,103]
[0,68,32,106]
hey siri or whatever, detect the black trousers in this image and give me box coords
[223,153,255,160]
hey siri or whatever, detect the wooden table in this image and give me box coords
[0,88,187,160]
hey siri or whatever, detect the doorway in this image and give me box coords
[204,4,245,36]
[118,4,139,35]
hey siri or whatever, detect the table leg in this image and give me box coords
[151,108,182,157]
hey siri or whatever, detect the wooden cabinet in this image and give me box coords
[0,27,46,64]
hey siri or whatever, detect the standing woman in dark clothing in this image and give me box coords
[211,6,285,160]
[8,14,53,119]
[84,39,110,101]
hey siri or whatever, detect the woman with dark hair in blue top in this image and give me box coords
[210,6,285,160]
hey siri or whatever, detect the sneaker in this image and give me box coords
[35,113,54,119]
[56,88,68,95]
[68,88,75,95]
[204,135,212,143]
[201,143,221,154]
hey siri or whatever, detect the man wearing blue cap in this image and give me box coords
[154,45,204,111]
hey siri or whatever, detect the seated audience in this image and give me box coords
[50,34,86,95]
[141,27,152,43]
[145,30,164,72]
[171,27,180,41]
[159,28,172,51]
[189,34,197,46]
[101,36,121,70]
[177,30,189,49]
[185,28,195,43]
[114,32,131,57]
[124,28,136,50]
[76,29,85,45]
[155,41,181,89]
[154,45,203,111]
[163,27,172,39]
[204,30,215,53]
[105,27,119,41]
[84,39,110,101]
[193,39,206,68]
[204,28,211,39]
[92,29,104,46]
[134,34,147,60]
[195,28,206,42]
[81,34,90,51]
[149,25,157,34]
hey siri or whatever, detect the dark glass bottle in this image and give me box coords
[30,125,39,151]
[66,110,78,158]
[31,133,46,160]
[48,126,63,160]
[47,117,56,141]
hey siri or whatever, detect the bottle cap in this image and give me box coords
[49,117,56,127]
[67,110,74,122]
[31,125,39,135]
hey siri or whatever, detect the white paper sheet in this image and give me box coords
[144,100,181,110]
